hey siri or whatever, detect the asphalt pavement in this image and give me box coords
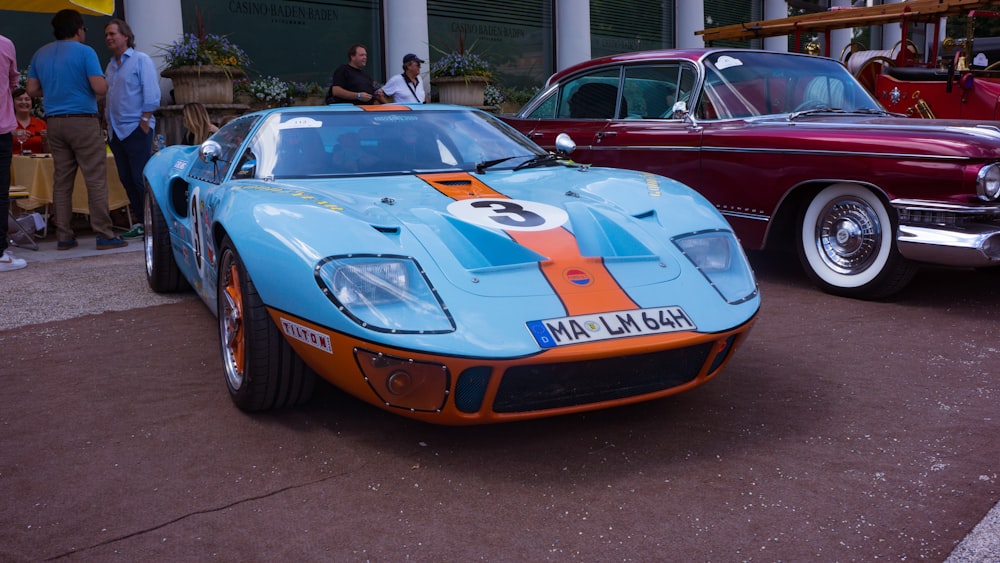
[1,232,998,560]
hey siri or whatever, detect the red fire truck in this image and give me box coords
[698,0,1000,120]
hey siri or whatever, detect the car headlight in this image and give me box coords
[673,230,758,304]
[315,255,454,333]
[977,163,1000,201]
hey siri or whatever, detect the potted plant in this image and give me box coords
[289,81,326,106]
[160,20,251,105]
[430,38,492,107]
[499,85,540,114]
[234,76,291,109]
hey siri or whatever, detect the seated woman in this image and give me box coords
[11,87,46,154]
[182,102,218,145]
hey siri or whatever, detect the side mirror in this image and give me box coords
[554,133,576,155]
[671,101,689,119]
[199,140,223,163]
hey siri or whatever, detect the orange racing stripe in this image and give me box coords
[360,104,412,111]
[417,172,638,316]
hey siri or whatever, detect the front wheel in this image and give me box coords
[217,237,316,411]
[797,183,917,299]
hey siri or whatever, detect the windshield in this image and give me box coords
[243,109,547,179]
[697,51,883,120]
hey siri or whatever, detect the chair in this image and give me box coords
[7,187,38,251]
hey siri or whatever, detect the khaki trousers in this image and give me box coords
[46,116,115,241]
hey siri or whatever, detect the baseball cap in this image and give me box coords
[403,53,425,64]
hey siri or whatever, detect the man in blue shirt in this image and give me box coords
[27,9,126,251]
[104,18,160,239]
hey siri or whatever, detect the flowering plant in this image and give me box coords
[484,84,504,106]
[430,36,492,80]
[235,76,290,107]
[431,50,492,80]
[288,81,325,100]
[161,32,251,70]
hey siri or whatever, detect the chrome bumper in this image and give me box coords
[893,199,1000,267]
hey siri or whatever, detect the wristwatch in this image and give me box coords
[140,116,150,123]
[356,92,361,101]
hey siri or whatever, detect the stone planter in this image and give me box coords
[500,101,524,115]
[162,65,242,105]
[294,96,326,107]
[433,76,489,106]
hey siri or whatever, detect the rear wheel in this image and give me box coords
[217,237,316,411]
[797,183,917,299]
[145,186,189,292]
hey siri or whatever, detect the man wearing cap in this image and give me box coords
[381,53,426,104]
[326,44,389,105]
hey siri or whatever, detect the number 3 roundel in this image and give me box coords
[446,198,569,232]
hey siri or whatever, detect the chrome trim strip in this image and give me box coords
[897,225,1000,267]
[891,198,1000,214]
[702,145,965,162]
[585,144,972,162]
[720,210,769,222]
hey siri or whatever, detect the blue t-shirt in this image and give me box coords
[28,40,103,115]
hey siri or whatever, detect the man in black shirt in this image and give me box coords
[326,44,388,105]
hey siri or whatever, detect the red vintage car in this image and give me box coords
[501,48,1000,299]
[695,0,1000,121]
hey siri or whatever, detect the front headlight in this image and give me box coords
[673,230,757,304]
[315,255,454,333]
[977,163,1000,201]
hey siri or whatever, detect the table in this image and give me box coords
[10,154,130,216]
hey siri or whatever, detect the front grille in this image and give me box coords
[493,343,714,413]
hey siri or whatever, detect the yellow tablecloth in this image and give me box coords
[10,154,130,215]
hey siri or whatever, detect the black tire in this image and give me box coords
[797,183,918,299]
[144,186,190,293]
[217,237,316,411]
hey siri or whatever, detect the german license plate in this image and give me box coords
[526,306,696,348]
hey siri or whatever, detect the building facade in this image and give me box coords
[2,0,909,105]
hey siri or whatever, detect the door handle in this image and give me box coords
[595,131,617,142]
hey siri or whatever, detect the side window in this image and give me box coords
[525,90,557,119]
[558,68,623,119]
[622,64,686,119]
[187,116,259,183]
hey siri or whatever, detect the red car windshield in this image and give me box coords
[699,51,883,119]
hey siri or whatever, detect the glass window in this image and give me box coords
[621,64,697,119]
[703,0,765,49]
[591,0,676,56]
[180,0,383,87]
[557,68,623,119]
[189,115,259,184]
[525,89,559,119]
[428,0,553,89]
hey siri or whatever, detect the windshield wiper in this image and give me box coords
[512,153,560,171]
[851,108,889,115]
[789,107,845,120]
[475,156,518,174]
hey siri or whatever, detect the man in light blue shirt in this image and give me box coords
[104,18,160,239]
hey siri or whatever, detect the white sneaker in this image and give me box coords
[0,249,28,271]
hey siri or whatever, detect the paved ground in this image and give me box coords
[0,235,998,561]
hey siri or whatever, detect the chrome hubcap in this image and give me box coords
[816,197,882,274]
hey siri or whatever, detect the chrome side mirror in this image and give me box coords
[671,101,689,119]
[554,133,576,155]
[199,140,223,163]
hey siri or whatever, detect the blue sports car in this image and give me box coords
[143,104,759,424]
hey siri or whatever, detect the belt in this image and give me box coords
[47,113,98,119]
